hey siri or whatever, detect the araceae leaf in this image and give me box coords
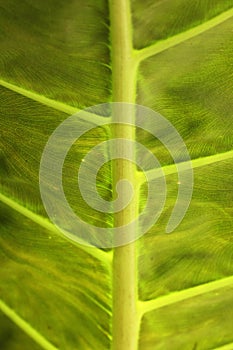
[0,0,233,349]
[0,0,110,107]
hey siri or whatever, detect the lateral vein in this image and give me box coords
[0,299,58,350]
[0,78,111,125]
[141,149,233,183]
[212,342,233,350]
[0,78,78,114]
[0,192,112,264]
[135,7,233,62]
[138,275,233,316]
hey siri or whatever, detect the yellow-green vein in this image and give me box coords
[0,299,58,350]
[0,78,77,115]
[138,149,233,184]
[138,275,233,317]
[0,192,112,264]
[134,7,233,63]
[213,342,233,350]
[0,78,112,125]
[109,0,140,349]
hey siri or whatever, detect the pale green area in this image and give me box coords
[0,0,233,349]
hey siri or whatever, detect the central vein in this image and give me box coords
[109,0,140,349]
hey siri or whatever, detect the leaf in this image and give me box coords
[0,201,111,349]
[0,0,110,108]
[0,311,42,350]
[0,1,233,349]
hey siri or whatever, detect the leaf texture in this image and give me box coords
[0,0,110,108]
[0,0,233,349]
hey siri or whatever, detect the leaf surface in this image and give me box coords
[0,0,233,349]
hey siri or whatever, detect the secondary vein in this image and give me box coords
[138,275,233,316]
[0,78,78,115]
[135,7,233,62]
[213,342,233,350]
[0,191,112,264]
[140,149,233,183]
[0,299,59,350]
[0,78,111,125]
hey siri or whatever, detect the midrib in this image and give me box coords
[108,4,233,349]
[109,1,139,350]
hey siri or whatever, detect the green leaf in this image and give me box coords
[0,1,233,349]
[0,311,42,350]
[0,201,111,349]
